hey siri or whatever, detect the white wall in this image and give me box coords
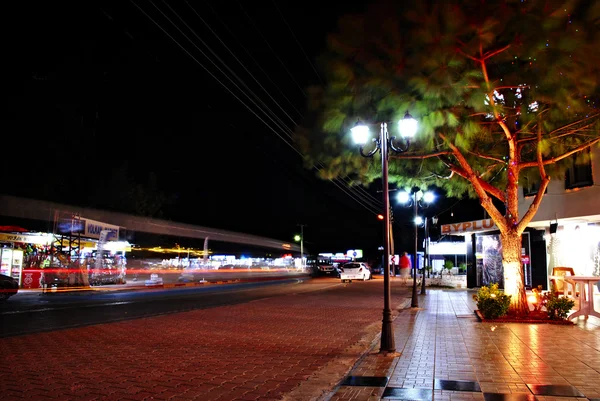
[518,146,600,227]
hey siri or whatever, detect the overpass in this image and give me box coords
[0,195,300,252]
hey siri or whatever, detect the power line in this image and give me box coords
[270,0,323,85]
[198,0,305,120]
[129,1,384,217]
[183,0,300,128]
[237,2,307,98]
[130,0,302,158]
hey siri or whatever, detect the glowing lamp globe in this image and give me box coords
[397,191,411,204]
[423,191,435,203]
[351,121,370,145]
[398,112,418,138]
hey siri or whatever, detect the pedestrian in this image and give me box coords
[399,252,411,281]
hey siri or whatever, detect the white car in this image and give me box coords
[340,262,371,282]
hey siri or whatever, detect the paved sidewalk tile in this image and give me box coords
[327,288,600,401]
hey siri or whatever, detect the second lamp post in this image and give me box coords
[398,188,435,307]
[351,112,418,353]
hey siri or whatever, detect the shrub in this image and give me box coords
[473,283,511,319]
[545,292,575,320]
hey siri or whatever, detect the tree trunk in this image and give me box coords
[500,230,529,316]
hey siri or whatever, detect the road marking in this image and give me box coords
[1,301,134,315]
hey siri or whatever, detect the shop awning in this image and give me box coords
[0,226,28,232]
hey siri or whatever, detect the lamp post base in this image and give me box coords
[380,309,396,353]
[411,278,419,308]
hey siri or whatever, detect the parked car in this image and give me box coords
[0,273,19,301]
[313,263,341,277]
[370,263,383,275]
[340,262,371,282]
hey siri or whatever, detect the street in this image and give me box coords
[0,276,411,400]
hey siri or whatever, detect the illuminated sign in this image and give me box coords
[441,219,497,235]
[346,249,363,258]
[82,218,119,241]
[0,233,96,248]
[0,233,52,245]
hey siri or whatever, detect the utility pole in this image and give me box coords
[298,224,306,268]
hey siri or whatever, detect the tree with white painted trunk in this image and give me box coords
[296,0,600,315]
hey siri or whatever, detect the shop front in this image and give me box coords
[441,218,547,290]
[0,218,131,289]
[545,222,600,288]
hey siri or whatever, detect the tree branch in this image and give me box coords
[547,112,600,137]
[482,44,511,60]
[439,133,507,207]
[456,47,480,63]
[390,150,453,160]
[517,124,551,233]
[519,137,600,169]
[480,162,504,178]
[467,151,506,164]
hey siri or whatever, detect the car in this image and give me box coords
[0,273,19,301]
[313,263,341,277]
[370,263,383,275]
[340,262,371,282]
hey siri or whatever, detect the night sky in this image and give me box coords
[5,1,484,257]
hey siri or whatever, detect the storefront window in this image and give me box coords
[565,150,593,190]
[476,234,504,288]
[547,223,600,279]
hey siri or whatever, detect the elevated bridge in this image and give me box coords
[0,195,300,252]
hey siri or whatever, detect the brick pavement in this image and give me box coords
[0,278,412,401]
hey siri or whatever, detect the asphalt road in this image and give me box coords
[0,276,327,338]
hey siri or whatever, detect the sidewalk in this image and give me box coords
[327,288,600,401]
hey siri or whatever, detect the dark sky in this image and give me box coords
[5,0,483,257]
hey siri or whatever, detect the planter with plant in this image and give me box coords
[478,285,574,324]
[473,283,511,319]
[544,292,576,320]
[443,260,453,276]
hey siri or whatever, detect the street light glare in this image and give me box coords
[397,191,410,204]
[294,235,301,242]
[398,112,418,138]
[423,191,435,203]
[415,216,423,225]
[351,122,370,144]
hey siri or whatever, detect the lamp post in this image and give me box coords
[398,188,435,307]
[351,112,418,353]
[294,225,305,270]
[420,216,428,294]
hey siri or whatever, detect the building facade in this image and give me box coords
[518,146,600,288]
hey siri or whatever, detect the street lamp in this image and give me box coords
[398,188,435,307]
[294,224,306,269]
[351,112,418,353]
